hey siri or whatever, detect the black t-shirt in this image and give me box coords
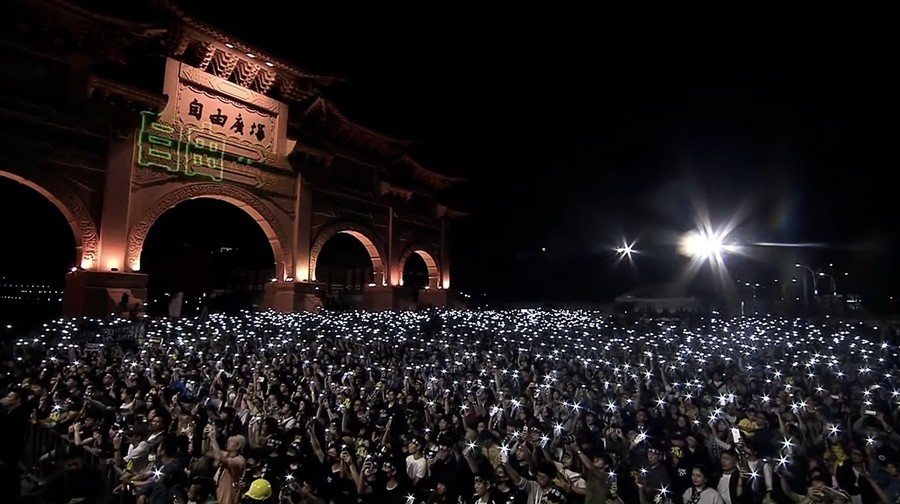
[148,458,187,504]
[378,482,408,504]
[319,463,345,501]
[492,485,525,504]
[671,459,693,499]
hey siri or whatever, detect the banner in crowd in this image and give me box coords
[80,322,146,345]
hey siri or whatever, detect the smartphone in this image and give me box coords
[731,428,741,444]
[866,410,877,416]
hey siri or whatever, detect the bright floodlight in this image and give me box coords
[615,244,634,256]
[679,230,725,260]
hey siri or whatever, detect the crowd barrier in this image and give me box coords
[22,422,124,502]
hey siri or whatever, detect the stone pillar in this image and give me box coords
[418,287,450,308]
[292,176,313,282]
[388,206,400,286]
[97,128,136,272]
[440,217,451,290]
[63,126,148,317]
[262,281,324,312]
[363,285,400,310]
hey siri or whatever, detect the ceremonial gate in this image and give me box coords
[0,0,463,315]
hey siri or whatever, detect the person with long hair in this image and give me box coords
[683,465,724,504]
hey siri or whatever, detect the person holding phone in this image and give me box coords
[715,450,747,504]
[566,443,613,504]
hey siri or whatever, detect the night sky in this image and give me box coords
[1,3,896,306]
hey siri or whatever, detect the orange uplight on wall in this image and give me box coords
[80,258,95,270]
[442,278,450,290]
[129,258,141,272]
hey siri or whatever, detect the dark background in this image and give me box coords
[1,2,896,309]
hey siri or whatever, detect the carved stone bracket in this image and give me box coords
[195,40,216,71]
[180,64,280,114]
[127,183,293,275]
[309,221,387,285]
[256,170,295,196]
[132,165,179,187]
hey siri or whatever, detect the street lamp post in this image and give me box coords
[795,263,817,305]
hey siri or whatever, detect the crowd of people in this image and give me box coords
[2,308,900,504]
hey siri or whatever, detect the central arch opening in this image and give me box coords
[315,233,375,308]
[140,199,275,316]
[0,176,75,328]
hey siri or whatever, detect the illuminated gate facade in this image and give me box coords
[1,0,462,315]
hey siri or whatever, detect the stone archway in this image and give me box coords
[0,169,100,270]
[126,183,293,279]
[398,245,442,288]
[309,222,387,287]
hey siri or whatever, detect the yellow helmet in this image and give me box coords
[244,479,273,501]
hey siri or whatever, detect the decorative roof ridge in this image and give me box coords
[41,0,165,32]
[154,0,342,87]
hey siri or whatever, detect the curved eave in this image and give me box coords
[294,98,414,161]
[87,74,168,112]
[446,209,469,219]
[294,101,463,191]
[298,98,412,145]
[413,168,465,190]
[437,204,468,219]
[395,154,464,190]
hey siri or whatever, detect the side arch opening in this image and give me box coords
[399,248,441,289]
[0,173,82,325]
